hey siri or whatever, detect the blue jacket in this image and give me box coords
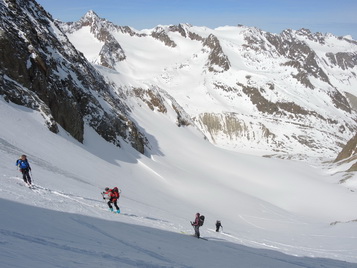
[16,159,30,169]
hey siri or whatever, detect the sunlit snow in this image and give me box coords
[1,97,357,268]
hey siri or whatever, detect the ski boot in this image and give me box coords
[109,208,113,212]
[115,209,120,214]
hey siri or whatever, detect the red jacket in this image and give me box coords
[192,213,200,226]
[110,190,120,202]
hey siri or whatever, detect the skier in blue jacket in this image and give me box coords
[16,155,32,185]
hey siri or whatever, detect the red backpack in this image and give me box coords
[112,191,119,199]
[111,188,120,199]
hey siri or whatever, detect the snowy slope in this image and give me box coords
[1,97,357,267]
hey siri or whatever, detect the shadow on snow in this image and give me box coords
[0,198,356,268]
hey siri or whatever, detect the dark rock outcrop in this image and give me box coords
[168,24,204,42]
[265,29,330,88]
[334,133,357,163]
[131,86,193,127]
[326,52,357,70]
[203,34,230,72]
[151,26,177,47]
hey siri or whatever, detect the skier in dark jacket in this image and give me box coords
[102,187,120,213]
[16,155,32,186]
[215,220,222,232]
[191,212,201,238]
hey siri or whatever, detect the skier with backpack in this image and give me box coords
[16,155,32,186]
[215,220,223,232]
[191,212,205,238]
[102,187,120,213]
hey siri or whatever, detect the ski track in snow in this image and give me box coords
[0,136,91,186]
[3,176,177,231]
[239,214,267,230]
[2,173,357,267]
[3,175,357,264]
[5,175,245,243]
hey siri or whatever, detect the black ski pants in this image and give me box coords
[107,199,119,210]
[194,225,200,238]
[21,168,32,184]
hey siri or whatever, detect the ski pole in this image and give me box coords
[16,167,20,179]
[30,170,35,184]
[190,222,195,232]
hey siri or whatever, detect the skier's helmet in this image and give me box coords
[113,187,118,191]
[105,187,109,191]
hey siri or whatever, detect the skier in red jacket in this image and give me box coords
[191,213,201,238]
[102,187,120,213]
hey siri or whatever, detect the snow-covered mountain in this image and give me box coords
[59,10,357,159]
[1,0,357,267]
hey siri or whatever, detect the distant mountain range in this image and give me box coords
[1,0,357,162]
[59,10,357,159]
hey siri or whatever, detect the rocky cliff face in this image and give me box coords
[0,0,147,153]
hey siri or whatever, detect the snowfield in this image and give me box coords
[1,97,357,268]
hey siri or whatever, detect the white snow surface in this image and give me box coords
[1,97,357,268]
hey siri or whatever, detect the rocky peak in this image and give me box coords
[168,23,204,42]
[82,10,100,23]
[151,26,177,47]
[296,28,326,44]
[168,24,189,38]
[59,11,126,69]
[263,30,331,88]
[202,34,230,72]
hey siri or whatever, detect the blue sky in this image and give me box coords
[36,0,357,39]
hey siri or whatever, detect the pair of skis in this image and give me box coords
[182,228,208,241]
